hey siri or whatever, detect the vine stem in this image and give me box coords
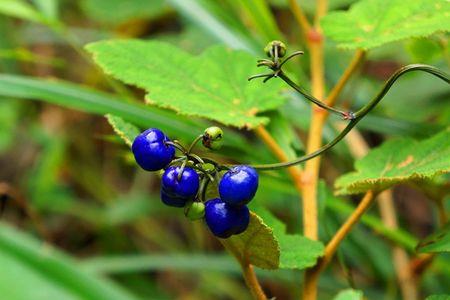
[187,135,203,154]
[241,262,267,300]
[255,125,304,192]
[249,64,450,170]
[301,49,365,252]
[303,191,376,299]
[220,239,267,300]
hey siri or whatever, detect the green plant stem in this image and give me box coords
[248,64,449,170]
[187,135,204,154]
[278,72,352,118]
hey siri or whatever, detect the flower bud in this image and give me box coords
[202,126,223,150]
[185,201,205,220]
[264,40,287,58]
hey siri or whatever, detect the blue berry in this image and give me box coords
[219,165,259,206]
[204,198,250,238]
[132,128,175,171]
[160,190,188,207]
[162,166,199,199]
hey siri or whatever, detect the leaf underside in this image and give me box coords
[223,212,280,270]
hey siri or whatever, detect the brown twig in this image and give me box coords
[303,191,376,298]
[336,124,419,300]
[220,239,267,300]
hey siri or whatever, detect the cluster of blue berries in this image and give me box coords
[131,127,259,238]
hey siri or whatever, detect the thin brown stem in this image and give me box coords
[378,191,418,300]
[288,0,312,34]
[338,124,419,300]
[303,191,375,299]
[241,263,267,300]
[255,126,303,193]
[314,0,328,28]
[322,191,375,269]
[302,49,366,300]
[325,50,366,107]
[301,1,327,298]
[220,239,267,300]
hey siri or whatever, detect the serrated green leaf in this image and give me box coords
[86,40,286,128]
[322,0,450,49]
[222,212,280,270]
[333,289,363,300]
[426,295,450,300]
[105,114,140,147]
[417,222,450,253]
[255,208,324,270]
[335,128,450,195]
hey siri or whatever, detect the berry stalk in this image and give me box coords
[247,64,450,170]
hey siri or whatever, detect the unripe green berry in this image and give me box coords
[185,201,205,220]
[264,40,286,58]
[202,126,223,150]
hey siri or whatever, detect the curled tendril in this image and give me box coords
[249,41,354,119]
[166,57,449,174]
[246,64,450,170]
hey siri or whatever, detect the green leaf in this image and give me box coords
[322,0,450,49]
[426,295,450,300]
[0,0,45,23]
[335,128,450,195]
[0,99,20,151]
[86,40,286,128]
[406,38,443,63]
[81,0,168,25]
[333,289,363,300]
[168,0,257,53]
[0,74,202,139]
[105,114,140,147]
[31,0,59,20]
[81,254,238,275]
[27,130,70,209]
[226,0,283,42]
[0,222,138,300]
[417,222,450,253]
[222,212,280,269]
[254,209,324,270]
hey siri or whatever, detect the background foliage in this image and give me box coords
[0,0,448,299]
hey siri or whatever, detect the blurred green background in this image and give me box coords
[0,0,449,299]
